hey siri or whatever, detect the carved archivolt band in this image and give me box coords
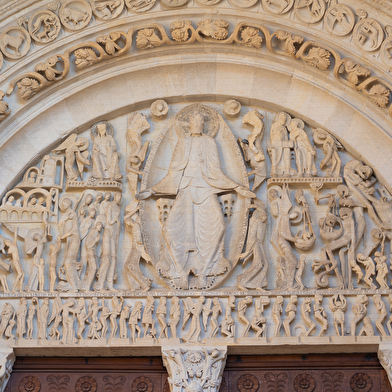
[3,19,392,126]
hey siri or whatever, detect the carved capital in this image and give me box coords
[378,344,392,388]
[0,348,15,392]
[161,346,227,392]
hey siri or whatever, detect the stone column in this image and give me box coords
[161,346,227,392]
[378,344,392,388]
[0,348,15,392]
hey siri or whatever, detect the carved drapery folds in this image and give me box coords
[162,346,227,392]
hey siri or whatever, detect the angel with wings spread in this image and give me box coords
[181,296,211,343]
[126,113,150,195]
[53,133,90,181]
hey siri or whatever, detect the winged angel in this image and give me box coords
[53,134,90,181]
[127,113,150,195]
[238,109,266,191]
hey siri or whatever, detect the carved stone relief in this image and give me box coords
[59,0,92,31]
[0,99,390,388]
[28,10,61,43]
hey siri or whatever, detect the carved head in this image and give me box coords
[7,196,14,203]
[30,197,37,206]
[104,192,112,201]
[95,221,103,232]
[96,192,103,203]
[172,296,179,304]
[85,194,93,205]
[199,295,206,303]
[97,123,107,136]
[358,164,373,180]
[337,185,350,198]
[37,197,45,205]
[79,207,87,217]
[88,207,96,218]
[290,295,298,304]
[275,111,287,125]
[60,197,72,211]
[114,192,122,204]
[189,113,204,135]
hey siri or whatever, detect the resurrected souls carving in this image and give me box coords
[0,100,391,351]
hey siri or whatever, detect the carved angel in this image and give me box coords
[238,109,266,191]
[53,133,90,181]
[127,113,150,195]
[312,128,343,177]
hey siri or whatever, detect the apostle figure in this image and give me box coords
[90,122,122,182]
[137,112,255,289]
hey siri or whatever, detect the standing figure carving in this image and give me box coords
[94,192,122,291]
[314,294,328,336]
[182,296,211,343]
[269,185,312,290]
[237,199,268,291]
[239,109,266,191]
[90,122,122,182]
[127,113,150,195]
[170,297,181,339]
[351,294,368,336]
[288,118,317,177]
[137,112,255,290]
[221,295,236,339]
[272,295,284,337]
[329,294,347,336]
[124,200,152,291]
[283,295,297,337]
[268,111,296,177]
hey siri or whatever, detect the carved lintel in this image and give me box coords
[0,348,15,392]
[161,345,227,392]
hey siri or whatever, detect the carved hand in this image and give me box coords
[135,189,155,200]
[235,186,256,199]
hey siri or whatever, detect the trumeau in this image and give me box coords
[1,0,392,391]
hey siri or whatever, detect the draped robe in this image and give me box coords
[153,134,239,282]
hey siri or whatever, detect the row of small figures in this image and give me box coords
[0,293,390,344]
